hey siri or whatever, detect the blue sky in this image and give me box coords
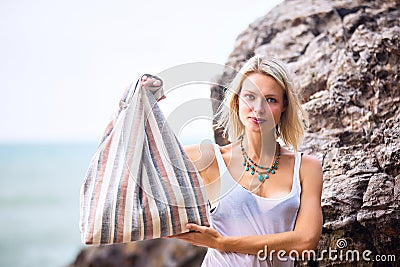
[0,0,283,143]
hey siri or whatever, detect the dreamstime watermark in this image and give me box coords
[257,238,396,263]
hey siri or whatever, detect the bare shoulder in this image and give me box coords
[183,143,216,173]
[301,154,322,170]
[299,153,323,186]
[219,142,233,157]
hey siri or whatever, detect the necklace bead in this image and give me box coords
[240,135,281,183]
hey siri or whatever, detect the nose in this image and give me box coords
[252,99,266,115]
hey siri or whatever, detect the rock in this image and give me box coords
[69,239,206,267]
[71,0,399,266]
[211,0,400,265]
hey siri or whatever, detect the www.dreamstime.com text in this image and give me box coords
[257,238,396,263]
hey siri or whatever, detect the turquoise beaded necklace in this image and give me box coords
[240,135,281,183]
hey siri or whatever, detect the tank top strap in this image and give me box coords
[213,144,228,177]
[292,151,302,193]
[208,144,227,211]
[210,144,238,210]
[213,144,237,190]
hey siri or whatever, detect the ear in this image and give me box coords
[282,103,287,113]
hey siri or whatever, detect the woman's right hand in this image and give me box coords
[140,74,166,101]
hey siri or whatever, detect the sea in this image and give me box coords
[0,142,98,267]
[0,137,206,267]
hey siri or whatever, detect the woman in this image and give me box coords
[141,56,323,266]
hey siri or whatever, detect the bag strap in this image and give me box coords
[119,74,164,110]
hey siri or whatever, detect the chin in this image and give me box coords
[244,124,263,133]
[245,124,276,135]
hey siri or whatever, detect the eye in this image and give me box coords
[266,97,277,103]
[244,94,255,100]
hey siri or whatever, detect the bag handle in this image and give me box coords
[119,74,164,110]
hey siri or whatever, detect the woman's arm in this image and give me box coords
[171,154,323,255]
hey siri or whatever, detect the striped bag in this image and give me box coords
[80,74,210,245]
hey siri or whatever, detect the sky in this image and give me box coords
[0,0,284,144]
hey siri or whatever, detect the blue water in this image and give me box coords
[0,143,98,267]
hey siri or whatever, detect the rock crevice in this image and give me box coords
[212,1,399,265]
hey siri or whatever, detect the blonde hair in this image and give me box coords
[214,55,309,151]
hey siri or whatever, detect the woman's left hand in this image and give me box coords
[167,223,226,251]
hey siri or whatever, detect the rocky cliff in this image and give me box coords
[71,0,399,266]
[212,0,399,265]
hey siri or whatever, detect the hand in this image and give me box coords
[140,74,166,101]
[167,223,226,251]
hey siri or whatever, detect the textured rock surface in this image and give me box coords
[211,0,399,265]
[69,239,206,267]
[72,0,399,266]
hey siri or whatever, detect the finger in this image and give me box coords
[152,79,161,87]
[140,80,154,88]
[186,223,207,233]
[141,78,161,88]
[140,77,148,86]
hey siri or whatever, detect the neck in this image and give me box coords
[242,130,277,164]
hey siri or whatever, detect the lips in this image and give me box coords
[249,117,266,124]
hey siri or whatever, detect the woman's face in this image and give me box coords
[238,72,287,134]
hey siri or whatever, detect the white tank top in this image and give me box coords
[201,144,302,267]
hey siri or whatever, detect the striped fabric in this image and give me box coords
[80,75,210,245]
